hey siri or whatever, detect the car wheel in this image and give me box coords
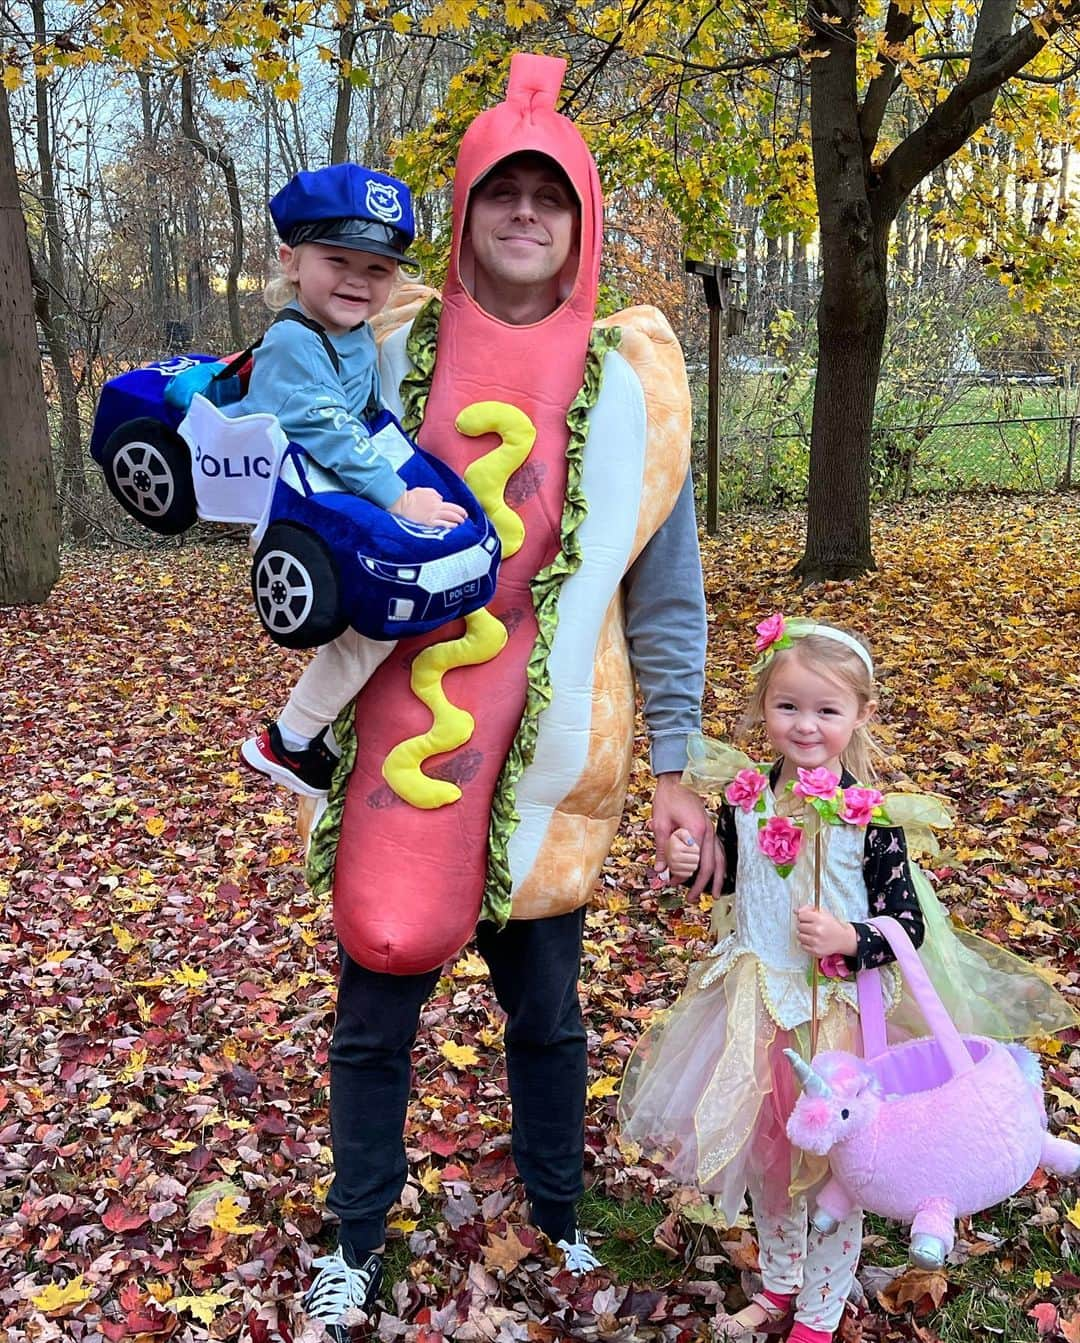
[101,418,197,535]
[251,523,348,649]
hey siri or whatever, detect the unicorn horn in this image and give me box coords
[784,1048,832,1097]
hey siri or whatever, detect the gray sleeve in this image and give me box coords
[622,471,707,775]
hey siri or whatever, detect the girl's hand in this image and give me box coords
[391,487,468,527]
[665,830,727,891]
[796,907,857,957]
[667,827,700,882]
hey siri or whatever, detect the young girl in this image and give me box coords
[235,163,468,797]
[619,614,1075,1342]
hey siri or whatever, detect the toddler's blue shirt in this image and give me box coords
[241,300,406,509]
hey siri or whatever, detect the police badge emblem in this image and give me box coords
[365,180,404,223]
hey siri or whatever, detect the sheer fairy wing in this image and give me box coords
[905,865,1079,1038]
[681,734,761,794]
[880,792,953,856]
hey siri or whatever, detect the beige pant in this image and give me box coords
[750,1175,863,1334]
[279,629,396,742]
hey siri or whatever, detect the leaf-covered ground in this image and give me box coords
[3,494,1079,1343]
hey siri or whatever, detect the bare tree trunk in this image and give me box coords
[798,0,1040,578]
[0,84,59,603]
[330,0,358,164]
[791,236,809,316]
[138,68,167,340]
[763,232,781,333]
[263,87,273,270]
[182,160,209,342]
[181,66,245,347]
[31,0,87,538]
[743,202,758,328]
[797,1,886,581]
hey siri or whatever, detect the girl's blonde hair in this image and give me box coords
[737,629,881,783]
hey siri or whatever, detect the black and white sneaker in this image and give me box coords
[240,721,339,798]
[301,1247,383,1340]
[555,1229,601,1274]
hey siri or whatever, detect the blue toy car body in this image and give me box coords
[91,356,501,648]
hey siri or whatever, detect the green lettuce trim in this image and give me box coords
[483,324,622,925]
[399,297,441,436]
[305,301,439,896]
[306,702,360,897]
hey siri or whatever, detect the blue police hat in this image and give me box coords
[270,164,415,264]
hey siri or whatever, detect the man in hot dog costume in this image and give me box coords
[300,53,710,1336]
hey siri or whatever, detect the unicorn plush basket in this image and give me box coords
[785,915,1079,1268]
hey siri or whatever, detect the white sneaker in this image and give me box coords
[301,1247,383,1339]
[556,1229,602,1274]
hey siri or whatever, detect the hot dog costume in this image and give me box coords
[307,54,700,975]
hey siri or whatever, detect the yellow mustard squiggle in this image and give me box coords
[382,607,508,808]
[460,402,535,560]
[381,401,535,808]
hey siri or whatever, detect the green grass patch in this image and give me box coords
[578,1189,681,1285]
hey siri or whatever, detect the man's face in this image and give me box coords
[465,158,579,303]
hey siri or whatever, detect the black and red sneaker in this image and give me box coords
[240,721,339,797]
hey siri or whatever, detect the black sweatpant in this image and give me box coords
[326,906,587,1254]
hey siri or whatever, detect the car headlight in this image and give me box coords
[360,555,420,582]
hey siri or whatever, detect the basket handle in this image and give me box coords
[856,915,974,1077]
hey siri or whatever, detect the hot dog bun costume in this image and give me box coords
[307,54,692,974]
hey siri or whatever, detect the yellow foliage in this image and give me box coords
[209,1196,261,1236]
[32,1275,93,1313]
[171,1292,232,1325]
[439,1040,480,1068]
[587,1074,620,1099]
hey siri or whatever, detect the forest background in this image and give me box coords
[5,0,1080,585]
[2,2,1080,1341]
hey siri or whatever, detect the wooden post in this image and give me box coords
[706,300,720,535]
[685,259,744,536]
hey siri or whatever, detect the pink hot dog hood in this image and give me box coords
[326,54,610,975]
[448,52,602,325]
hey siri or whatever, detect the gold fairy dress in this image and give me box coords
[618,744,1077,1226]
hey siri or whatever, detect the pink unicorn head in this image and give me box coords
[785,1049,883,1156]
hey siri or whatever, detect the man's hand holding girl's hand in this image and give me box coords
[391,486,467,527]
[796,907,857,957]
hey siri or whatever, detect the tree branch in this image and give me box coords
[560,0,656,114]
[639,45,799,76]
[876,0,1080,223]
[858,2,917,164]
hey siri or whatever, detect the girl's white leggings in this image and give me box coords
[749,1174,863,1333]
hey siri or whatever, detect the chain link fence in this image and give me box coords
[693,354,1080,510]
[701,413,1077,510]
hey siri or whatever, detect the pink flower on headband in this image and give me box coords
[754,613,787,653]
[840,786,884,827]
[758,815,803,871]
[792,767,841,802]
[725,768,769,813]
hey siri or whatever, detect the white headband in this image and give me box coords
[752,614,874,678]
[802,623,874,676]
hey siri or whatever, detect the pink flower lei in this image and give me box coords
[751,767,889,878]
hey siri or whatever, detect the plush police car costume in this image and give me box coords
[90,165,500,647]
[307,55,701,974]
